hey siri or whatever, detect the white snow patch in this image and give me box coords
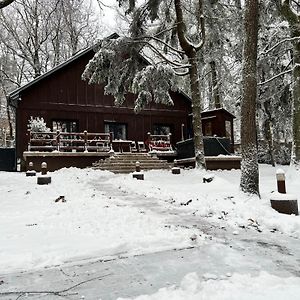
[117,271,300,300]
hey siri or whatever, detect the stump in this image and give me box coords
[133,172,144,180]
[37,176,52,185]
[270,193,299,215]
[172,167,181,174]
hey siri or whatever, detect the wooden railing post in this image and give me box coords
[56,130,60,151]
[181,124,185,141]
[27,129,31,151]
[84,130,88,152]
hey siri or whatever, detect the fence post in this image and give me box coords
[276,169,286,193]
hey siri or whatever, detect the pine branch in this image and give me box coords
[136,35,185,55]
[131,40,187,67]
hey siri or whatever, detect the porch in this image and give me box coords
[23,130,241,172]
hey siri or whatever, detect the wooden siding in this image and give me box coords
[16,50,192,159]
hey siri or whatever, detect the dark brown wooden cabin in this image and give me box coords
[201,108,235,152]
[8,43,192,167]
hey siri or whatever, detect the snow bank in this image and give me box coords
[117,271,300,300]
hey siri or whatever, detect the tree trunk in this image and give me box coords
[291,27,300,165]
[240,0,259,195]
[210,60,221,109]
[277,0,300,166]
[189,49,206,168]
[174,0,206,168]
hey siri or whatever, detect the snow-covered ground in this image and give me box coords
[118,271,300,300]
[0,164,300,299]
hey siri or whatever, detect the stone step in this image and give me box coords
[97,166,171,173]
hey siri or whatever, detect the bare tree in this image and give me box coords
[0,0,100,142]
[240,0,260,195]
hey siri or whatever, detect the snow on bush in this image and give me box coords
[28,116,50,133]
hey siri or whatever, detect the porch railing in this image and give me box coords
[147,132,173,151]
[27,130,112,152]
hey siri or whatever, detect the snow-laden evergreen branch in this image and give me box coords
[82,37,178,112]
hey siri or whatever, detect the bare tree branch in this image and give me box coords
[258,68,293,86]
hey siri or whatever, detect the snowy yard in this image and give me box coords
[1,165,300,299]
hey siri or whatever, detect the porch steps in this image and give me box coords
[93,153,172,173]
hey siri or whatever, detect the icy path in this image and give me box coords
[1,175,299,300]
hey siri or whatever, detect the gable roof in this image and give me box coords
[8,33,119,103]
[8,32,192,105]
[201,108,236,119]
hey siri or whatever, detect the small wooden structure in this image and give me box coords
[200,108,235,152]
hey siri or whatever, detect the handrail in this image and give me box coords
[27,129,112,152]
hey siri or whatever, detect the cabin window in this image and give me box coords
[153,124,172,135]
[225,120,231,138]
[204,121,212,136]
[52,120,78,133]
[104,122,127,140]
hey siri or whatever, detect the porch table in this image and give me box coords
[112,140,133,152]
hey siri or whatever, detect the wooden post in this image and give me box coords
[27,129,31,151]
[135,161,141,172]
[133,161,144,180]
[28,161,33,171]
[37,162,51,185]
[41,162,47,175]
[26,161,36,176]
[56,130,60,151]
[84,130,88,152]
[270,169,298,215]
[276,169,286,193]
[181,124,185,141]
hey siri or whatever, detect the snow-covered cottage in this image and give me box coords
[8,34,237,171]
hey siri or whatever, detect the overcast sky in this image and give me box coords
[92,0,129,37]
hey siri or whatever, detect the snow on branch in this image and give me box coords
[258,68,293,86]
[260,36,300,56]
[82,36,179,113]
